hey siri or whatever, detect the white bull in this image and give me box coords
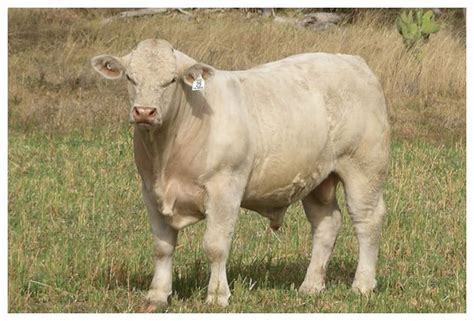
[91,39,389,309]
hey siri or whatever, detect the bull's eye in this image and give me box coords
[126,74,137,85]
[161,77,176,88]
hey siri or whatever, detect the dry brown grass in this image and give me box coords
[8,8,465,143]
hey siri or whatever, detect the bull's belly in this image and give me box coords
[241,166,332,210]
[242,109,333,210]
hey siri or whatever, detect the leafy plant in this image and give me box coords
[396,9,440,50]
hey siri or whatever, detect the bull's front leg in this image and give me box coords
[141,186,178,311]
[203,177,243,306]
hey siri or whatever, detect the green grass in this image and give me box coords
[8,125,465,312]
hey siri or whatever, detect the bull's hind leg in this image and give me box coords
[338,163,387,294]
[299,173,342,294]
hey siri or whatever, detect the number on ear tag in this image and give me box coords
[192,75,205,91]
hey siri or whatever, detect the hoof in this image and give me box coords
[299,281,326,295]
[139,300,167,313]
[140,289,170,312]
[352,279,376,295]
[206,294,230,307]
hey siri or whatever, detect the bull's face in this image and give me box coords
[91,39,178,128]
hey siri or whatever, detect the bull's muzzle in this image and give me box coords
[130,106,161,126]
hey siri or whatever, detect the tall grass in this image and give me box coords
[8,9,465,142]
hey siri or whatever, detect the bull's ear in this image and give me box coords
[182,63,215,87]
[90,55,125,80]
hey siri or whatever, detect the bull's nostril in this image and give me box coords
[132,107,157,123]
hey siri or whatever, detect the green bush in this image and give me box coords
[396,9,440,50]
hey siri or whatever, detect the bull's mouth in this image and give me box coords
[130,118,160,126]
[129,119,163,132]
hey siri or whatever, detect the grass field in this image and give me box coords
[8,9,466,312]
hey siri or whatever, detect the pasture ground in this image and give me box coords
[8,9,466,312]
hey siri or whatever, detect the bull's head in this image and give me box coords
[91,39,214,128]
